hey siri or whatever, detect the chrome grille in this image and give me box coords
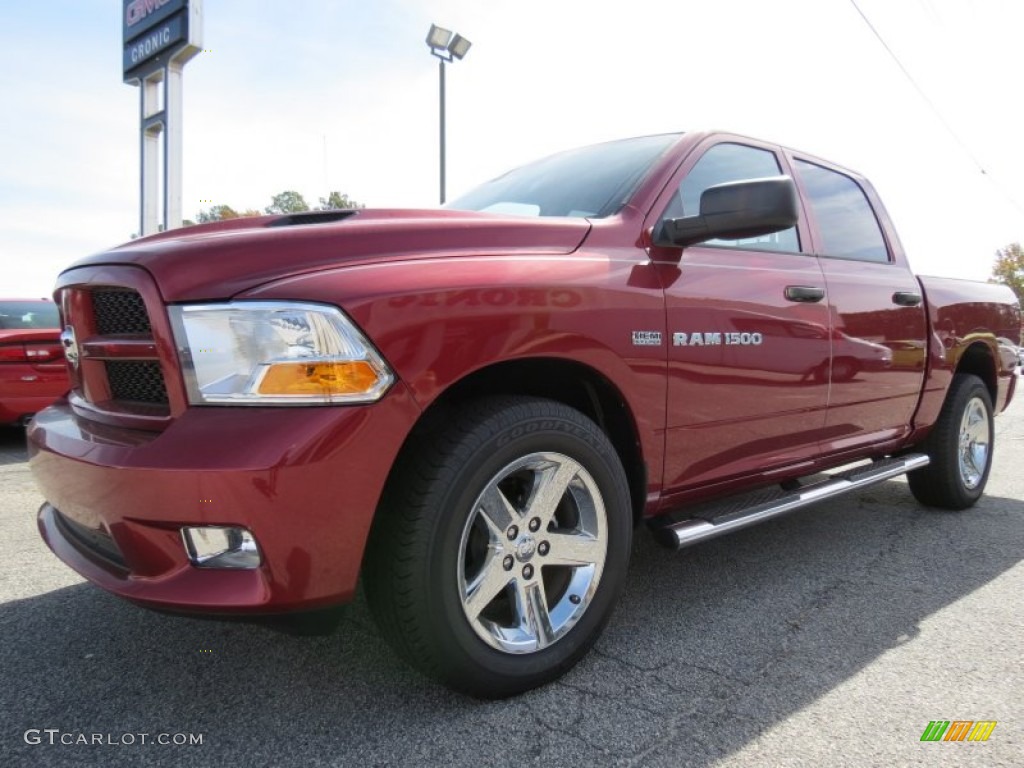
[106,361,168,404]
[92,289,151,335]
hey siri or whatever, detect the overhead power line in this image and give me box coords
[848,0,1024,217]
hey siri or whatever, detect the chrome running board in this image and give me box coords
[653,454,930,550]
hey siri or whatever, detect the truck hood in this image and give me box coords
[64,209,591,302]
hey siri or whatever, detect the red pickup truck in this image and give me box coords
[29,131,1021,697]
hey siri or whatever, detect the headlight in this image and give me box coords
[169,302,394,405]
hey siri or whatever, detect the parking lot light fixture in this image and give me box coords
[448,33,472,60]
[426,24,472,204]
[426,24,452,52]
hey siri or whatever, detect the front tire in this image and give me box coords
[363,396,632,698]
[908,373,994,510]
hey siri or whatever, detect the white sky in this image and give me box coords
[1,0,1021,297]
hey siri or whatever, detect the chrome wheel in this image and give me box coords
[958,396,990,490]
[908,374,993,510]
[365,396,632,696]
[457,452,607,654]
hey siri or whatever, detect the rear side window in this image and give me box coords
[795,160,889,262]
[674,143,800,253]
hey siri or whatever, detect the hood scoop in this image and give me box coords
[267,210,360,227]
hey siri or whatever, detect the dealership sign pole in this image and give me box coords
[123,0,203,237]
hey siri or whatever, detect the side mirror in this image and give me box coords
[656,176,799,248]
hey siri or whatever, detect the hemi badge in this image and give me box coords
[631,331,662,346]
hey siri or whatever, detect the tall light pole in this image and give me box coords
[426,24,471,204]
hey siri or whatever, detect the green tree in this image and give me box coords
[265,190,310,215]
[318,191,364,210]
[991,242,1024,304]
[196,204,240,223]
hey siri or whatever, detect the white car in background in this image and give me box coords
[996,337,1023,372]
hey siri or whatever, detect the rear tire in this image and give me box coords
[363,396,632,698]
[908,373,994,510]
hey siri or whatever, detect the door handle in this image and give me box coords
[892,291,922,307]
[784,285,825,303]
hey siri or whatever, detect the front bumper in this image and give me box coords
[29,384,420,614]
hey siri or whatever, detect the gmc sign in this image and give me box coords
[123,0,185,42]
[122,0,196,80]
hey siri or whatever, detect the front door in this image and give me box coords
[653,140,831,497]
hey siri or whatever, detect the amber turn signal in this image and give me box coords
[256,361,382,397]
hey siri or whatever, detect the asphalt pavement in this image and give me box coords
[1,389,1021,767]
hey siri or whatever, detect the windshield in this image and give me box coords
[0,301,60,330]
[446,133,681,219]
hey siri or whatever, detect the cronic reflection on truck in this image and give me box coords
[388,288,582,309]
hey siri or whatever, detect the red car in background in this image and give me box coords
[0,299,68,426]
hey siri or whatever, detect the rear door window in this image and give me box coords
[795,160,889,263]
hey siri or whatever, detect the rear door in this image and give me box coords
[788,156,927,452]
[650,139,831,495]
